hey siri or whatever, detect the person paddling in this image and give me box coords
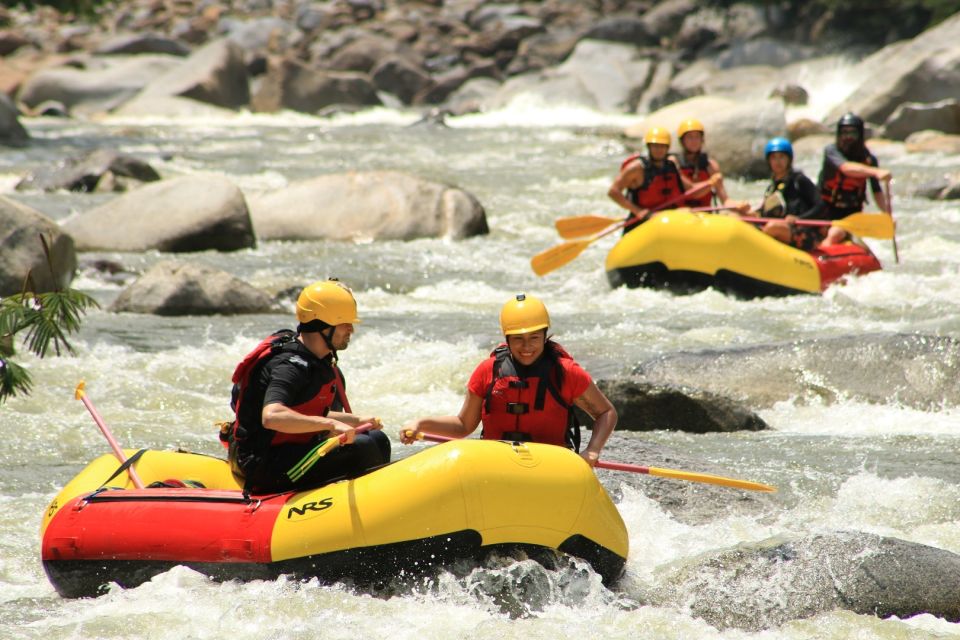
[817,113,892,246]
[224,279,389,493]
[400,293,616,467]
[755,137,823,249]
[608,126,689,234]
[676,118,747,213]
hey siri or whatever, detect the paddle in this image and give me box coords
[403,430,776,493]
[740,212,895,240]
[555,204,736,239]
[75,381,145,489]
[595,460,776,492]
[885,182,900,263]
[531,179,715,276]
[286,421,376,483]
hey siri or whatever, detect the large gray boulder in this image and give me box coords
[633,333,960,411]
[626,95,786,177]
[251,56,381,113]
[0,196,76,295]
[248,171,489,241]
[134,38,250,109]
[16,54,183,116]
[881,98,960,140]
[651,532,960,630]
[484,39,654,113]
[111,261,278,316]
[62,175,255,252]
[826,12,960,125]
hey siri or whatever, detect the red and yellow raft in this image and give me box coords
[605,209,882,297]
[41,439,628,598]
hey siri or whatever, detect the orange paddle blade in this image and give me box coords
[554,214,621,239]
[530,239,592,276]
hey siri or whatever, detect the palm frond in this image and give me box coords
[0,357,33,404]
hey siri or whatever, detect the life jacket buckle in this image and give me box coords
[507,380,529,389]
[505,402,529,415]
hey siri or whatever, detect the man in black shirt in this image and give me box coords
[228,280,389,493]
[817,113,891,246]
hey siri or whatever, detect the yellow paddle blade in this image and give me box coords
[530,239,591,276]
[555,214,621,239]
[646,465,777,492]
[832,213,895,239]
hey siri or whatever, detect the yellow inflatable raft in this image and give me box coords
[605,210,881,297]
[41,439,628,597]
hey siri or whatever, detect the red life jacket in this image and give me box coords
[223,329,350,448]
[480,343,581,450]
[623,155,685,210]
[820,154,873,211]
[678,152,714,207]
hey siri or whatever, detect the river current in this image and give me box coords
[2,86,959,638]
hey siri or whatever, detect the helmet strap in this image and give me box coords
[321,325,339,363]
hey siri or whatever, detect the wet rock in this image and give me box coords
[485,39,653,113]
[651,531,960,630]
[881,98,960,140]
[370,54,435,104]
[581,16,656,46]
[0,195,76,296]
[905,130,960,155]
[0,92,28,147]
[632,333,960,411]
[596,435,774,524]
[0,28,31,55]
[248,170,489,241]
[63,175,255,252]
[578,379,768,433]
[504,29,578,76]
[16,149,160,193]
[16,54,183,116]
[641,0,698,38]
[134,38,250,109]
[251,55,381,113]
[716,38,814,69]
[770,83,808,106]
[826,12,960,125]
[111,260,278,316]
[787,117,828,140]
[322,33,403,73]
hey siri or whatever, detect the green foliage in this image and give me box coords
[0,235,98,404]
[704,0,952,37]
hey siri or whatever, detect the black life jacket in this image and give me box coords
[220,329,350,448]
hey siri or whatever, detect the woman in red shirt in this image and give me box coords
[400,294,617,466]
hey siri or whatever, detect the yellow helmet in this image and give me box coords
[644,126,671,146]
[296,280,360,325]
[500,293,550,336]
[678,118,705,139]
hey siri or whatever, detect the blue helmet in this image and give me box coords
[764,137,793,160]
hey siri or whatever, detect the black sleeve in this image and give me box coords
[795,174,824,220]
[867,151,882,193]
[262,356,311,407]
